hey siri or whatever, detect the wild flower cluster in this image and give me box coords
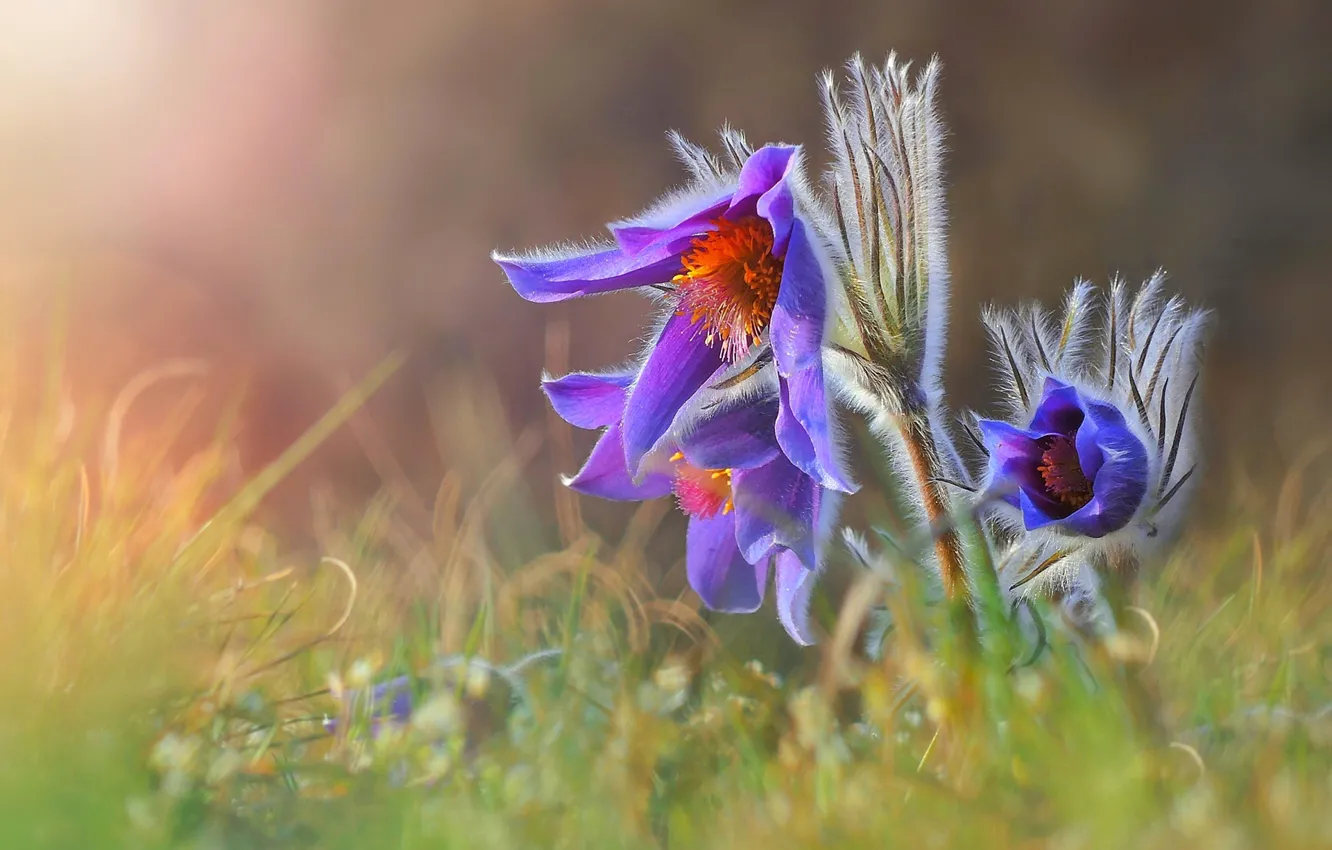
[492,52,1208,645]
[209,53,1209,828]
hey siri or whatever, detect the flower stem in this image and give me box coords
[897,412,970,605]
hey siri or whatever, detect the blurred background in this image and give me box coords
[0,0,1326,541]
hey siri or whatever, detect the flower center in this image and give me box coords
[1036,435,1093,510]
[670,452,734,518]
[672,215,782,362]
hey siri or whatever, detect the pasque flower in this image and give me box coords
[972,274,1207,594]
[494,131,853,494]
[978,377,1148,539]
[543,364,835,645]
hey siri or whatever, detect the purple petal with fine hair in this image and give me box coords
[1063,418,1148,537]
[775,550,819,646]
[1074,413,1108,484]
[542,371,633,429]
[779,368,857,493]
[686,512,767,613]
[1028,378,1085,435]
[732,454,818,568]
[678,395,781,471]
[494,243,683,303]
[742,146,798,253]
[733,145,797,247]
[1019,489,1062,531]
[733,145,796,200]
[1079,398,1136,481]
[769,221,827,376]
[622,313,725,474]
[977,418,1053,510]
[567,422,673,501]
[610,193,730,255]
[775,377,818,487]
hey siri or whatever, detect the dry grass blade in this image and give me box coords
[497,546,648,652]
[543,316,586,548]
[101,358,209,489]
[822,569,887,693]
[438,426,543,654]
[240,556,358,680]
[1275,436,1332,544]
[640,598,719,648]
[177,350,407,563]
[1124,606,1161,665]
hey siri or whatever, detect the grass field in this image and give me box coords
[2,345,1330,850]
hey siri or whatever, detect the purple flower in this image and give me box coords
[323,676,413,736]
[977,377,1148,539]
[543,368,833,645]
[976,277,1207,599]
[494,137,853,494]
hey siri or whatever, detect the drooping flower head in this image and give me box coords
[542,363,837,645]
[493,129,854,494]
[972,274,1207,595]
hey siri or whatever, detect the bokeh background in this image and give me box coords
[1,0,1326,541]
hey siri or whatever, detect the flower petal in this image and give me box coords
[687,512,768,613]
[775,381,817,483]
[977,418,1051,509]
[542,371,634,429]
[494,243,684,303]
[622,312,725,474]
[1019,489,1064,531]
[678,394,781,471]
[743,146,798,254]
[1078,398,1135,482]
[769,220,828,375]
[775,550,820,646]
[1028,378,1085,435]
[567,422,673,501]
[609,191,731,255]
[777,368,857,493]
[733,145,798,248]
[1064,416,1148,538]
[732,454,818,568]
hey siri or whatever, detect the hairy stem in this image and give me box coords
[897,411,969,603]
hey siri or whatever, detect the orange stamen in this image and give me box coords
[673,215,782,361]
[1037,435,1093,509]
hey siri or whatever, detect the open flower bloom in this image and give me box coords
[973,275,1207,595]
[494,133,853,494]
[978,377,1147,538]
[543,366,834,645]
